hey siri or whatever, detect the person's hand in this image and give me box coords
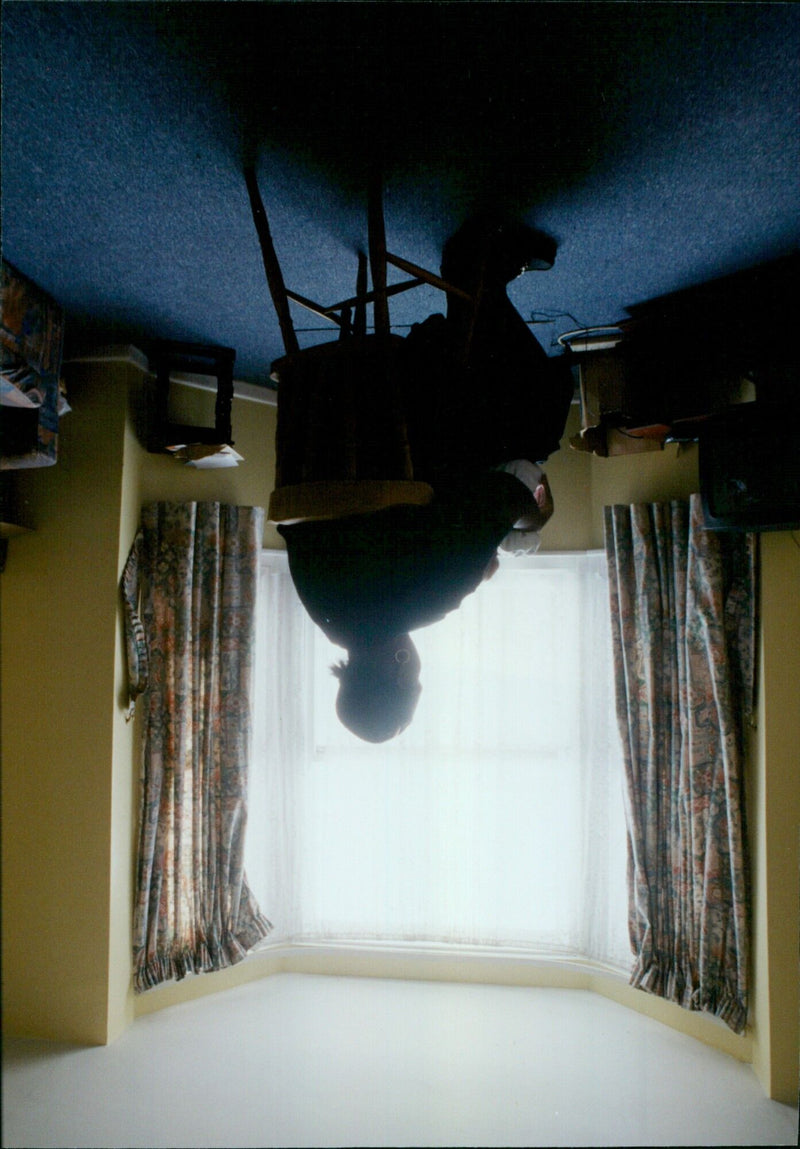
[533,473,554,522]
[513,473,555,531]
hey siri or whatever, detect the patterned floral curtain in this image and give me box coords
[122,502,272,992]
[604,494,756,1034]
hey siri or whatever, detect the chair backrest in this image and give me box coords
[268,334,434,524]
[245,165,472,523]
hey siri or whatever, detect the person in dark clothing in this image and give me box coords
[278,217,574,742]
[279,469,542,740]
[404,216,572,485]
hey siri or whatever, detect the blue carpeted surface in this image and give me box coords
[2,1,799,384]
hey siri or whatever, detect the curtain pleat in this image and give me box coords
[604,494,754,1034]
[127,502,271,992]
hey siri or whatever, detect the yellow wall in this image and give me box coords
[537,403,700,552]
[2,353,797,1103]
[586,437,701,548]
[751,533,800,1104]
[1,351,277,1044]
[2,361,130,1043]
[106,362,145,1042]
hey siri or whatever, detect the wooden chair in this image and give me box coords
[244,167,474,524]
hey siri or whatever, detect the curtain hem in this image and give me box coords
[630,956,747,1035]
[134,914,274,994]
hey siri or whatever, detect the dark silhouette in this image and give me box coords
[279,218,574,741]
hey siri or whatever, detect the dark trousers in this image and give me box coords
[403,286,574,484]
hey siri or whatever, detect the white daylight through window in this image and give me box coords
[246,549,630,971]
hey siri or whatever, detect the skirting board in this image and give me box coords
[134,941,753,1065]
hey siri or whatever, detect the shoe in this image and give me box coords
[441,216,556,290]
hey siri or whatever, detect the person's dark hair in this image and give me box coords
[331,658,421,743]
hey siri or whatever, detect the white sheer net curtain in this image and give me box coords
[246,550,630,970]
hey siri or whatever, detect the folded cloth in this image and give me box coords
[495,459,544,554]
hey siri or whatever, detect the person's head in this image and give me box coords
[332,635,422,743]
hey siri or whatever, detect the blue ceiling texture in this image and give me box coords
[2,2,799,386]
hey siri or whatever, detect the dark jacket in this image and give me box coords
[278,471,528,649]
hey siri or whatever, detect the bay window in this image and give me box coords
[246,549,629,971]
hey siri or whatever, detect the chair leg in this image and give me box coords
[354,251,368,339]
[244,166,300,356]
[338,306,352,342]
[367,166,390,338]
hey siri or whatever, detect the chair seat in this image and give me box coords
[268,478,434,525]
[271,335,412,479]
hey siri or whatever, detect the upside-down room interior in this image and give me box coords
[2,4,799,1147]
